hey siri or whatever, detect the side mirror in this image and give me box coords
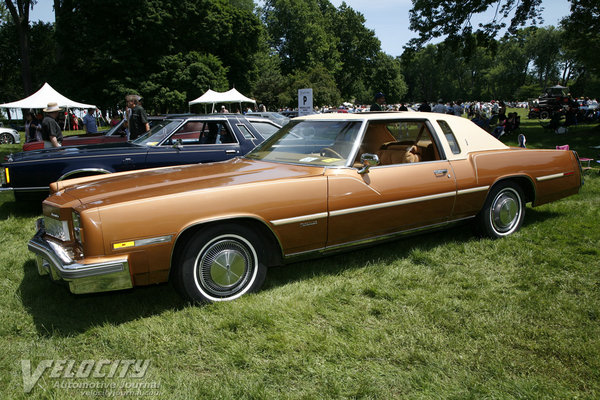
[357,153,379,174]
[172,138,183,150]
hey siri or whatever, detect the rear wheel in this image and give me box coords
[174,224,267,303]
[539,110,550,120]
[0,132,14,144]
[475,182,525,239]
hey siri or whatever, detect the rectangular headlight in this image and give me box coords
[43,216,71,242]
[72,211,82,243]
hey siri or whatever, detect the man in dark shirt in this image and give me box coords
[370,92,385,112]
[418,101,431,112]
[126,94,150,140]
[41,102,63,148]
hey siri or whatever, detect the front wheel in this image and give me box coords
[174,224,267,303]
[475,182,525,239]
[0,132,14,144]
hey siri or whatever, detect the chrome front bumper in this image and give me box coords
[28,218,133,294]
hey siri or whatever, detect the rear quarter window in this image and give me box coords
[249,121,280,139]
[437,120,461,154]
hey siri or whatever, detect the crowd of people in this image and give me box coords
[22,94,149,148]
[17,90,599,149]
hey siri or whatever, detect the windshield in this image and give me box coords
[246,120,363,166]
[132,119,183,146]
[102,120,124,136]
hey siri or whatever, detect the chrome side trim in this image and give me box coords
[284,215,476,261]
[457,186,489,195]
[134,235,172,247]
[113,235,173,249]
[536,173,565,182]
[329,191,456,217]
[270,212,328,226]
[3,186,48,192]
[59,168,112,181]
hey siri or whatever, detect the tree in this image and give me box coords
[0,2,9,23]
[562,0,600,74]
[368,52,406,104]
[525,26,562,88]
[4,0,35,95]
[408,0,546,48]
[262,0,341,75]
[52,0,262,111]
[142,52,229,114]
[287,64,341,108]
[0,21,21,102]
[483,33,530,99]
[251,51,290,110]
[328,3,380,100]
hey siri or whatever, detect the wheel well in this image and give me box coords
[492,176,535,204]
[169,218,283,280]
[59,169,111,181]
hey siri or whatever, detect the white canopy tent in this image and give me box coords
[0,82,97,129]
[0,82,96,110]
[188,88,256,113]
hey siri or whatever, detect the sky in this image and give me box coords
[30,0,571,57]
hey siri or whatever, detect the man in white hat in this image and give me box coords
[41,102,63,148]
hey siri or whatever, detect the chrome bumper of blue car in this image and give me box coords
[28,218,133,294]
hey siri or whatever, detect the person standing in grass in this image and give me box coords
[41,102,63,148]
[126,94,149,140]
[82,108,98,133]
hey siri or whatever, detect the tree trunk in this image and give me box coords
[4,0,33,96]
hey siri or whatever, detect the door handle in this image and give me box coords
[433,169,448,176]
[225,149,238,154]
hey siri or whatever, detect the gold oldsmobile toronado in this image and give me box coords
[28,112,583,302]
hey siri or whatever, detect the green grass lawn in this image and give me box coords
[0,112,599,399]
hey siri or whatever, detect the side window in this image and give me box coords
[164,121,237,146]
[437,120,461,154]
[166,121,204,145]
[236,124,256,140]
[249,121,280,139]
[358,121,441,166]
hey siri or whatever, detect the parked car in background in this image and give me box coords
[528,85,571,119]
[280,110,298,118]
[27,112,582,302]
[23,119,128,151]
[0,125,20,145]
[1,114,278,200]
[246,111,290,126]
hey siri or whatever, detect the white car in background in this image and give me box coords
[0,124,20,145]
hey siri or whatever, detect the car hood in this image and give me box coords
[56,158,325,209]
[8,142,141,162]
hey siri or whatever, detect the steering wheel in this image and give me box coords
[320,147,343,158]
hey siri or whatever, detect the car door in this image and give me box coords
[326,119,457,247]
[143,119,242,168]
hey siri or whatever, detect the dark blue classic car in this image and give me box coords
[1,114,280,200]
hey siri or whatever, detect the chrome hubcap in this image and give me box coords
[197,239,253,297]
[491,190,520,233]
